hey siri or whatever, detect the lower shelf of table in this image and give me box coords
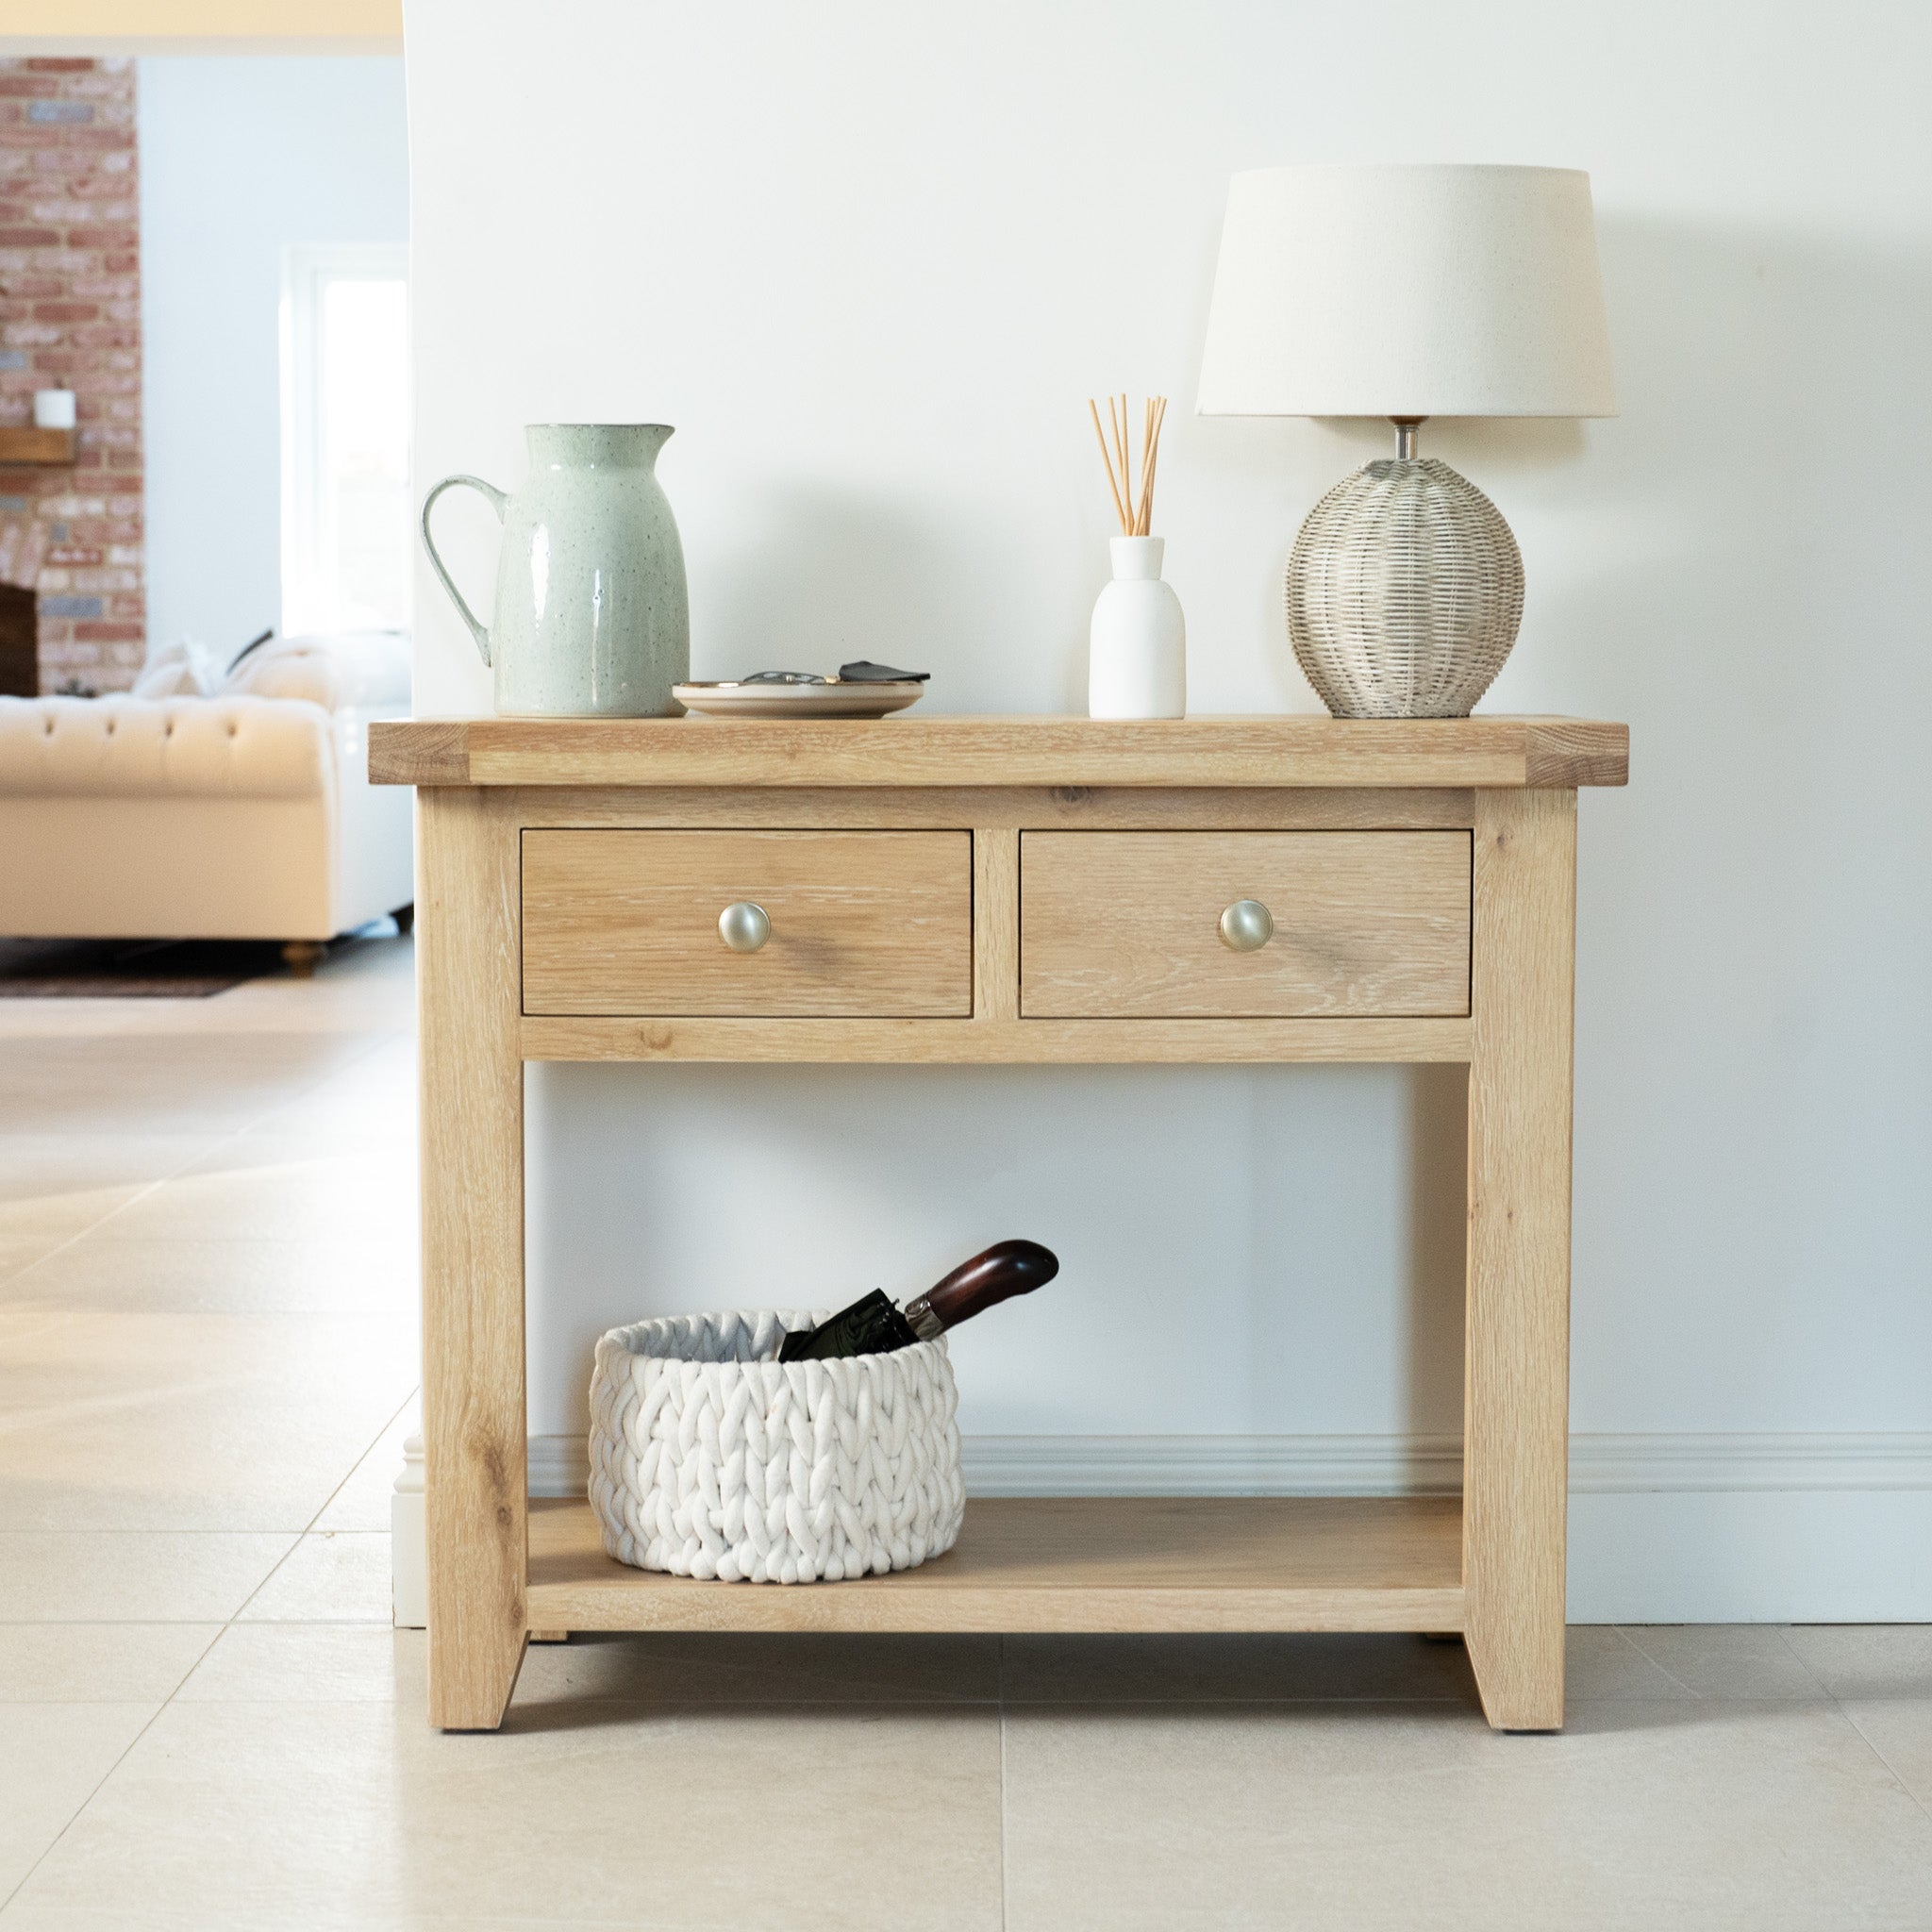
[525,1494,1464,1634]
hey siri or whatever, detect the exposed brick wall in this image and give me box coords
[0,58,143,693]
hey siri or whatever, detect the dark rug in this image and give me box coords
[0,936,290,998]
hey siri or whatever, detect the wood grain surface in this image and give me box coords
[1463,788,1576,1731]
[973,826,1020,1022]
[525,1494,1465,1633]
[1021,830,1472,1019]
[487,785,1482,835]
[417,790,529,1729]
[516,1012,1474,1064]
[371,715,1629,791]
[522,828,972,1017]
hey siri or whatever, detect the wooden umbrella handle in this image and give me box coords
[908,1240,1059,1336]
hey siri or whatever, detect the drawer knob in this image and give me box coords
[718,901,772,952]
[1219,898,1274,952]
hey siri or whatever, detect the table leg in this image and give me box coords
[1463,787,1575,1731]
[418,790,528,1729]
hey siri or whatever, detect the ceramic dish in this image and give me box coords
[674,679,925,719]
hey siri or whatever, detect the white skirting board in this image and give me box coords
[390,1432,1932,1628]
[391,1432,425,1631]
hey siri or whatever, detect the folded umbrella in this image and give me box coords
[776,1240,1058,1362]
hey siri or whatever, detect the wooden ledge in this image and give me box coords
[0,425,76,467]
[370,714,1628,791]
[525,1494,1466,1634]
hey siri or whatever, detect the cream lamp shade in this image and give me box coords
[1196,164,1616,421]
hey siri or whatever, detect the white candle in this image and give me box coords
[33,390,76,431]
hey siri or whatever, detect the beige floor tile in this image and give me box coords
[199,1124,418,1177]
[0,1136,219,1253]
[1001,1699,1932,1932]
[1564,1624,1690,1699]
[0,1233,72,1288]
[1001,1632,1480,1705]
[241,1028,417,1143]
[312,1401,418,1532]
[0,1232,418,1317]
[0,1133,219,1200]
[239,1531,393,1622]
[512,1631,1002,1709]
[105,1156,415,1247]
[1841,1700,1932,1812]
[75,1008,400,1050]
[0,1705,158,1902]
[0,1181,148,1246]
[1,1027,376,1120]
[7,1698,1002,1930]
[0,1532,294,1622]
[1780,1624,1932,1699]
[0,1909,634,1932]
[0,1310,417,1532]
[255,1031,416,1099]
[0,1034,384,1136]
[0,1001,150,1041]
[0,1307,67,1350]
[0,1624,218,1703]
[0,1907,620,1931]
[238,1074,418,1150]
[1616,1623,1829,1700]
[176,1624,413,1704]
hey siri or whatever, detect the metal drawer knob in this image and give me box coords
[1219,898,1274,952]
[718,901,771,952]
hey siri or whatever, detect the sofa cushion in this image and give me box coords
[223,630,411,711]
[130,638,223,699]
[0,695,333,800]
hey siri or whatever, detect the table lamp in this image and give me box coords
[1197,164,1616,717]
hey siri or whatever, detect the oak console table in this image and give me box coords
[371,714,1627,1732]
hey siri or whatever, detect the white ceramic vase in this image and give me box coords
[1089,535,1185,720]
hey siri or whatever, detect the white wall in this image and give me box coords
[405,0,1932,1618]
[139,55,408,656]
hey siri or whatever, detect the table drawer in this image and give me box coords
[1020,831,1471,1018]
[522,829,972,1017]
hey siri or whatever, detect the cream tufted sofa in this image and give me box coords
[0,631,414,971]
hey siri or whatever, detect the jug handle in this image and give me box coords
[421,475,508,668]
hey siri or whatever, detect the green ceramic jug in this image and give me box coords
[421,424,690,716]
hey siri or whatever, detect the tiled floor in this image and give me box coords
[3,937,1931,1928]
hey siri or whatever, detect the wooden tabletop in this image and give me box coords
[369,714,1628,791]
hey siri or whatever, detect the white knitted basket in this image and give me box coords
[588,1308,966,1584]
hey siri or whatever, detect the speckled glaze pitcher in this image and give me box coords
[421,424,689,716]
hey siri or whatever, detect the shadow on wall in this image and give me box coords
[1407,1064,1468,1438]
[525,1060,1472,1444]
[1484,219,1932,1431]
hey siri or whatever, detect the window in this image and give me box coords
[279,242,411,638]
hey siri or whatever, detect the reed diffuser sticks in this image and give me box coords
[1088,393,1168,537]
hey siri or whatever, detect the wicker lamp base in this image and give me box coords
[1285,456,1524,719]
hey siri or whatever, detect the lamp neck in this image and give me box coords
[1391,417,1425,459]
